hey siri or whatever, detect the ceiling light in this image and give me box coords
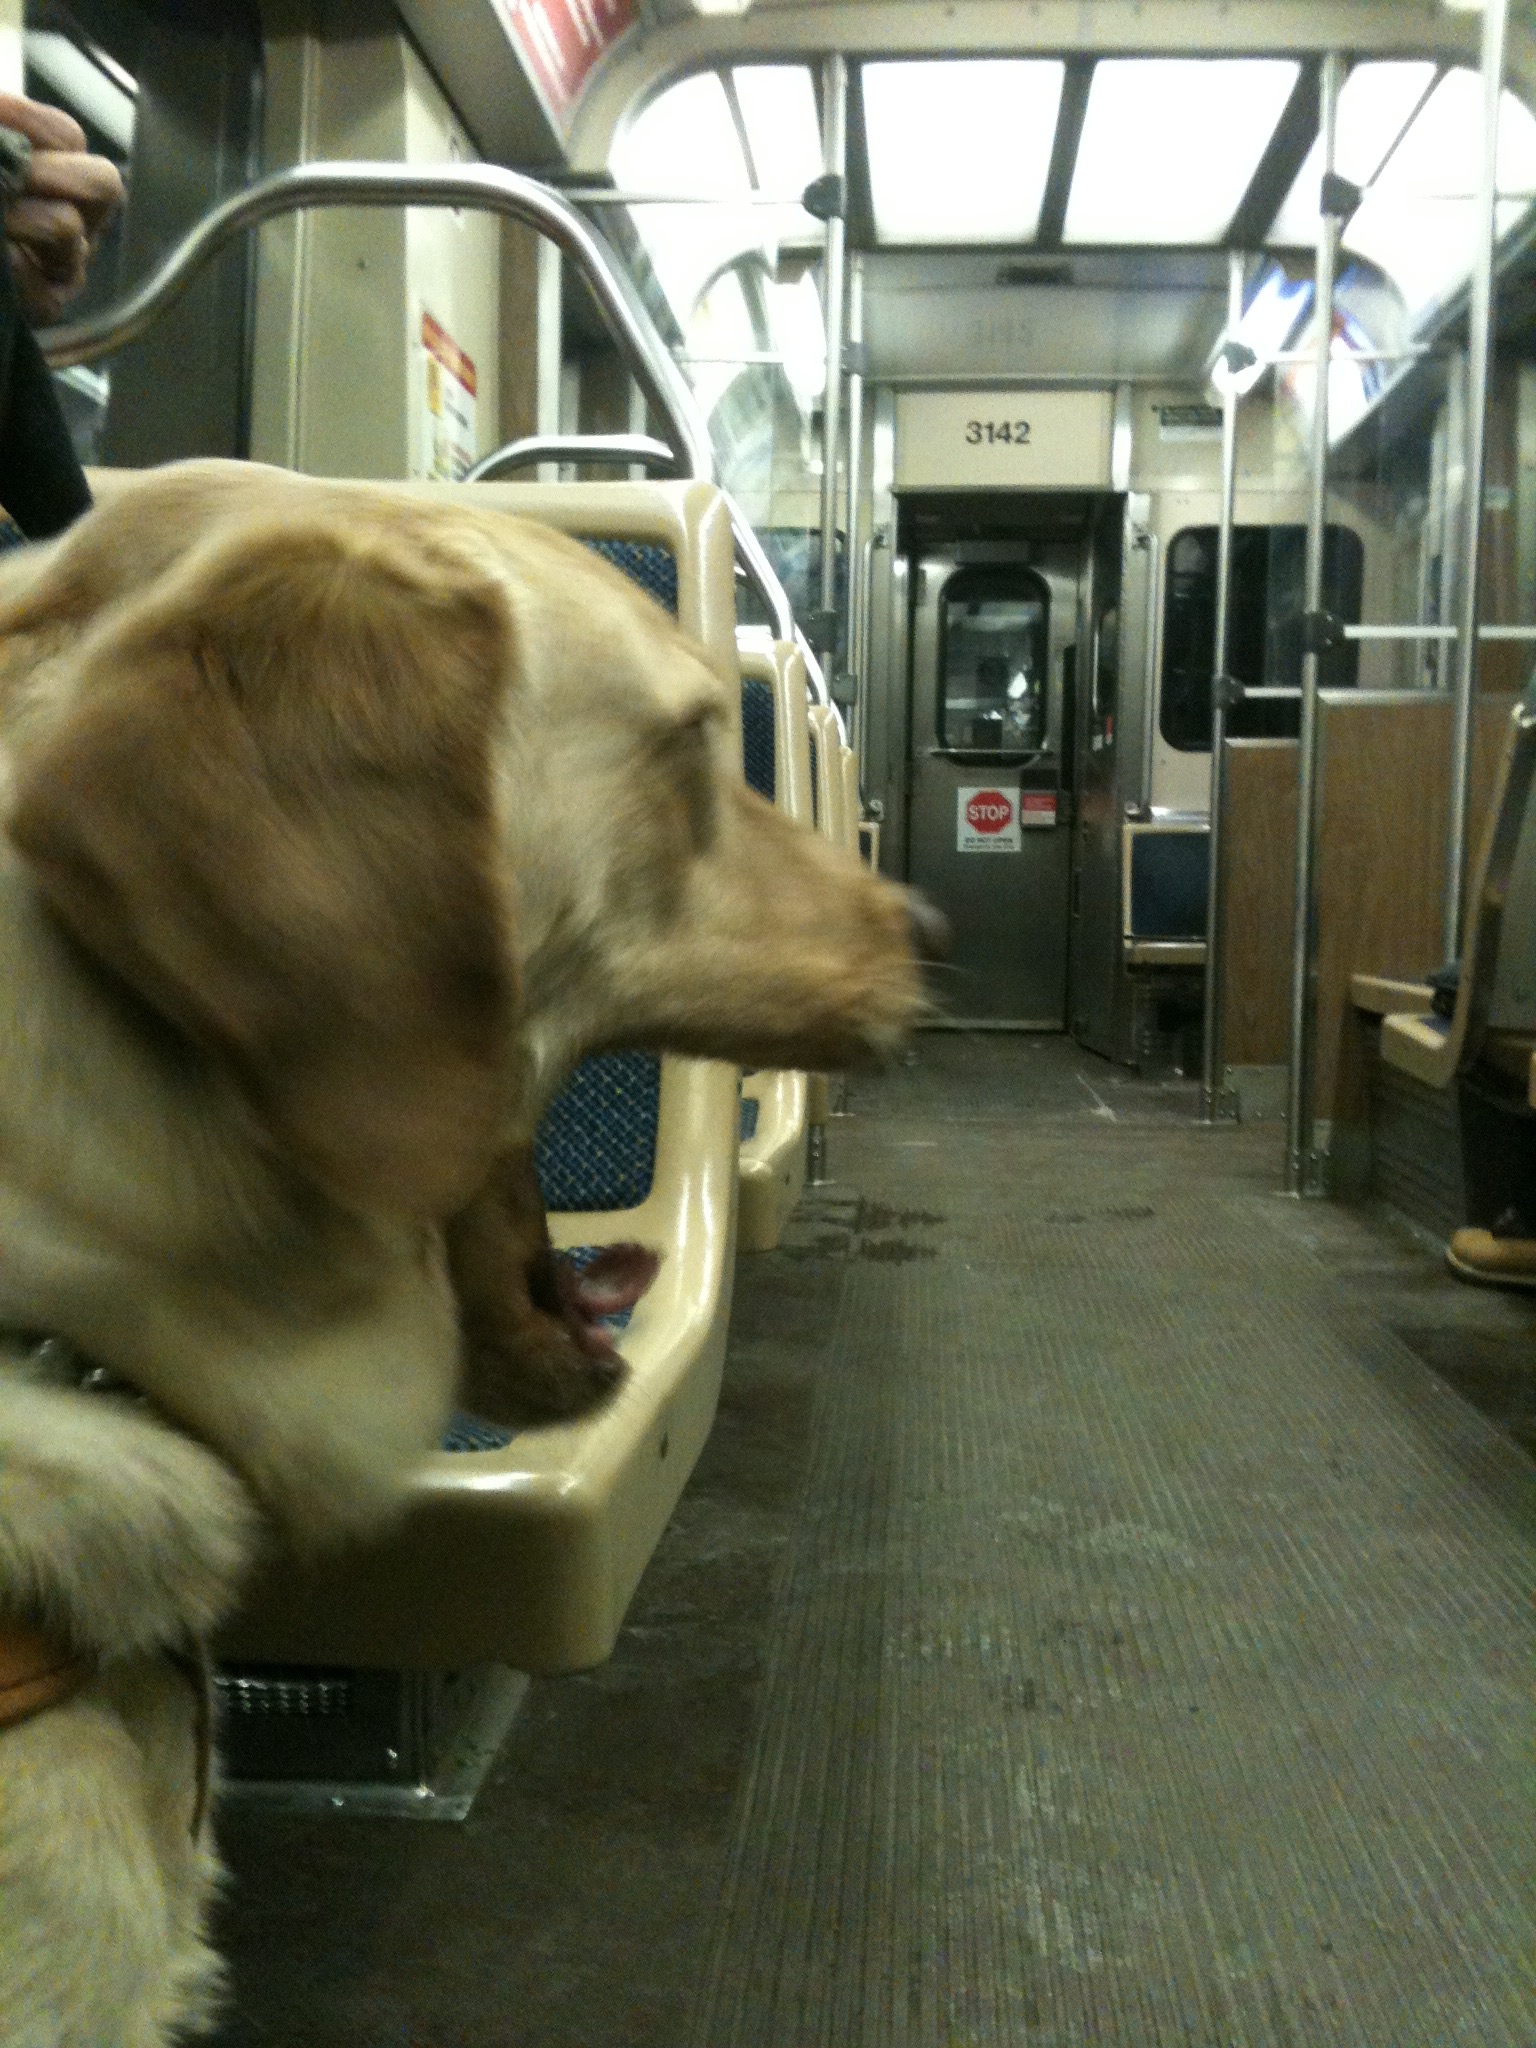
[1343,67,1536,315]
[1268,61,1436,244]
[863,60,1065,244]
[1064,58,1300,245]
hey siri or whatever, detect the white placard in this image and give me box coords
[958,785,1022,853]
[896,388,1113,489]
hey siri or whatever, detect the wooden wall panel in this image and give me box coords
[1216,699,1514,1102]
[1313,694,1514,1114]
[1219,740,1297,1068]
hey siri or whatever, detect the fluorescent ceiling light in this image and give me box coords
[1064,58,1300,244]
[732,64,821,240]
[1268,61,1436,244]
[863,60,1065,244]
[610,70,748,199]
[1343,67,1536,315]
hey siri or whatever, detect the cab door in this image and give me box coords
[905,551,1075,1026]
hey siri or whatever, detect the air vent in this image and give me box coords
[995,260,1073,288]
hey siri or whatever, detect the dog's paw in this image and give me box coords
[459,1312,628,1424]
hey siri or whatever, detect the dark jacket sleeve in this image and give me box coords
[0,254,92,540]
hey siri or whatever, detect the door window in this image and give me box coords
[1160,524,1365,751]
[938,569,1050,752]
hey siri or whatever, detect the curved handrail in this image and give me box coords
[38,159,810,677]
[467,432,677,482]
[37,159,714,481]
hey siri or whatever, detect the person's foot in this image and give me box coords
[1445,1225,1536,1291]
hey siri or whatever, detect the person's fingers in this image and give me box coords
[6,193,90,272]
[0,92,86,155]
[7,236,87,323]
[21,150,124,241]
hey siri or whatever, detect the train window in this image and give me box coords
[1160,525,1364,752]
[939,568,1049,754]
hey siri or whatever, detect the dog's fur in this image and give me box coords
[0,459,926,2044]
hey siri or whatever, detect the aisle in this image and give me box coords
[689,1037,1534,2047]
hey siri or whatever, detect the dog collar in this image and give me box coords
[0,1620,94,1730]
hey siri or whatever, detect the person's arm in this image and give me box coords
[0,94,124,538]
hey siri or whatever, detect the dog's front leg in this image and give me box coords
[446,1146,656,1425]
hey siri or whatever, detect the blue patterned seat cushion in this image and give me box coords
[583,538,678,614]
[807,728,821,829]
[739,1095,760,1142]
[741,674,776,801]
[523,535,680,1224]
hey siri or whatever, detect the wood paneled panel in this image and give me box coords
[1216,699,1514,1100]
[1219,740,1298,1067]
[1312,694,1514,1114]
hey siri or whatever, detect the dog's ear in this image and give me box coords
[6,506,517,1217]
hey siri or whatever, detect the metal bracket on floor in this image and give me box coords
[219,1665,528,1822]
[807,1121,830,1185]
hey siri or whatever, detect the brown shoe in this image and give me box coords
[1446,1227,1536,1290]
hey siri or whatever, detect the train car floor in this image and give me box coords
[210,1035,1534,2048]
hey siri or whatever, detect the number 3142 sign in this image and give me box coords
[895,389,1113,488]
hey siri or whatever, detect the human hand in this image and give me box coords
[0,93,124,324]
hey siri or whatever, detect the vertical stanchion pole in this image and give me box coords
[844,253,866,764]
[1284,50,1342,1196]
[1201,248,1246,1123]
[817,54,849,662]
[1445,0,1509,959]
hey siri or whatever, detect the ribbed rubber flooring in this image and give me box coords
[688,1039,1535,2048]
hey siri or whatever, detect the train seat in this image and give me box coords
[736,636,815,1251]
[1123,819,1209,968]
[1367,681,1536,1097]
[225,479,744,1674]
[804,701,856,1151]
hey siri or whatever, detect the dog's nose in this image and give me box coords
[905,889,951,964]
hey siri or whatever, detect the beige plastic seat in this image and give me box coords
[1370,684,1536,1093]
[736,636,815,1251]
[840,744,863,856]
[804,702,853,1145]
[227,480,743,1674]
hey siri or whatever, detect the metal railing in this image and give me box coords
[36,158,808,662]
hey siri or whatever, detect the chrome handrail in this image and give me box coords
[38,159,810,686]
[467,433,678,481]
[38,159,714,483]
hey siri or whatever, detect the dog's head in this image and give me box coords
[0,463,929,1219]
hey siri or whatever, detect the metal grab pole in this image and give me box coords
[844,253,866,760]
[1284,50,1342,1197]
[1201,248,1246,1123]
[36,159,715,482]
[817,54,849,661]
[1445,0,1510,960]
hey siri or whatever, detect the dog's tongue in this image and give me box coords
[558,1244,661,1347]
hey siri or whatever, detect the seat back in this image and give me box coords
[807,703,847,847]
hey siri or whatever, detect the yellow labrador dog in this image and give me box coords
[0,460,930,2045]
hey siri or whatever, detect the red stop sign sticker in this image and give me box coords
[965,789,1014,833]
